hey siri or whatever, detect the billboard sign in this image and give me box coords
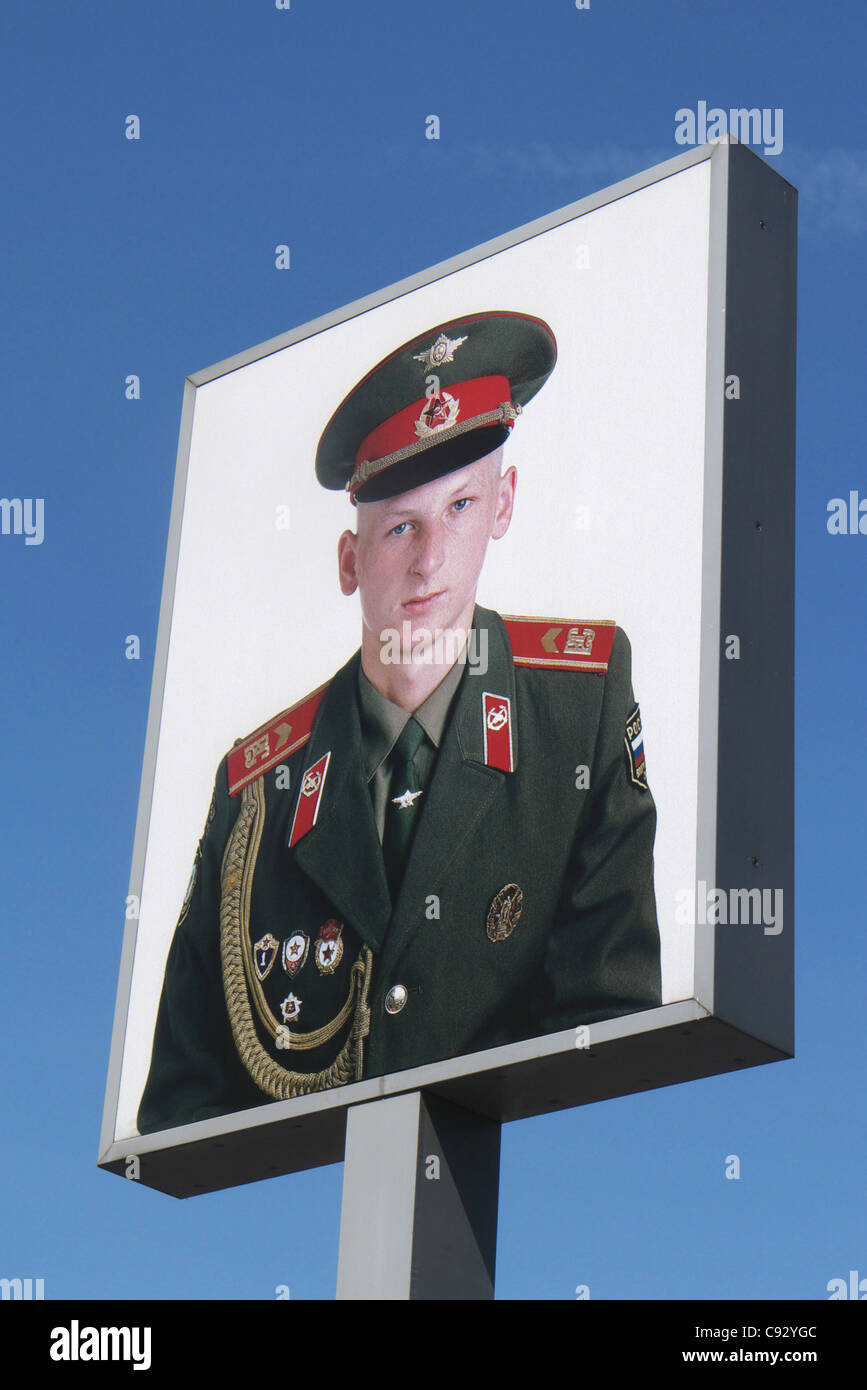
[99,139,796,1197]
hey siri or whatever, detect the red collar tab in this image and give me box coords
[505,617,616,673]
[288,751,331,847]
[482,692,514,772]
[227,684,329,797]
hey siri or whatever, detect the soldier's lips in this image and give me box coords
[402,591,445,615]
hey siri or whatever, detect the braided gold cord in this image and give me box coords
[220,780,372,1099]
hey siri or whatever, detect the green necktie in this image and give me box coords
[382,716,426,901]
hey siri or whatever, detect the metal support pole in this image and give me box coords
[336,1091,501,1300]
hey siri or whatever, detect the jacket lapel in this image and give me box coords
[291,652,393,953]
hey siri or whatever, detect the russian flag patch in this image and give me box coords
[625,705,648,790]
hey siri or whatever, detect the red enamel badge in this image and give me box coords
[288,751,331,847]
[314,920,344,975]
[483,692,514,772]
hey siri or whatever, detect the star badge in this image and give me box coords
[280,993,302,1023]
[391,788,424,810]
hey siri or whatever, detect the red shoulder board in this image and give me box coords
[504,616,616,673]
[227,682,329,797]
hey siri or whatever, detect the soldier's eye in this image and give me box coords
[452,498,470,512]
[390,521,411,536]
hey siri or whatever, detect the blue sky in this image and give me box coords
[2,0,865,1300]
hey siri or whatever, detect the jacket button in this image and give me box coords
[384,984,408,1015]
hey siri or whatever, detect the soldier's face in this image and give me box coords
[338,449,516,651]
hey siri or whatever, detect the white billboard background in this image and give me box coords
[116,159,711,1140]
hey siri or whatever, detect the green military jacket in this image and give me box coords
[137,605,660,1134]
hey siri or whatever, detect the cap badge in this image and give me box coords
[415,389,459,437]
[412,331,467,371]
[486,883,524,942]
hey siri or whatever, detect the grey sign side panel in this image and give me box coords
[693,140,730,1012]
[98,1003,790,1198]
[713,144,797,1053]
[99,379,199,1160]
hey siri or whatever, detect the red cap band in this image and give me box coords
[356,374,512,469]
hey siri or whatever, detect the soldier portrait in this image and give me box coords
[136,310,662,1135]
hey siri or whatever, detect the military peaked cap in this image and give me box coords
[315,310,557,502]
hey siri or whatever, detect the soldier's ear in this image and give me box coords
[490,464,517,541]
[338,529,359,595]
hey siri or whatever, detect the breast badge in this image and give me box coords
[280,993,302,1024]
[486,883,524,942]
[253,933,280,982]
[282,933,309,977]
[315,920,344,975]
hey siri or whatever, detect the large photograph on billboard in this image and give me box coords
[114,157,713,1142]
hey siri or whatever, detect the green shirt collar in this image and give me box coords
[357,651,466,784]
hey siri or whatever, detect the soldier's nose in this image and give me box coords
[410,529,445,579]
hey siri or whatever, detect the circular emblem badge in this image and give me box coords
[302,769,322,797]
[486,883,524,942]
[486,703,508,732]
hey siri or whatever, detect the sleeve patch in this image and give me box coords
[625,705,648,790]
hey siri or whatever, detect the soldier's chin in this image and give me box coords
[398,621,437,664]
[404,628,438,664]
[406,618,470,668]
[374,616,455,668]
